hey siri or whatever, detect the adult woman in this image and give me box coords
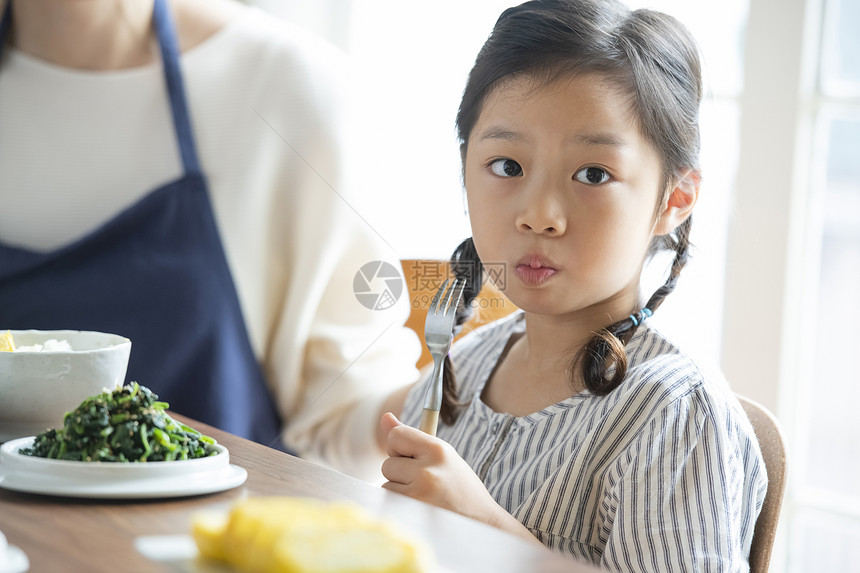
[0,0,419,478]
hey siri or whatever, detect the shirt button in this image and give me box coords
[491,422,500,434]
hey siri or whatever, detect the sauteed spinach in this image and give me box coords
[20,382,217,462]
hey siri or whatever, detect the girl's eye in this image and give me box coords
[489,158,523,177]
[573,167,610,185]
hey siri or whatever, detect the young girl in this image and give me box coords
[378,0,767,569]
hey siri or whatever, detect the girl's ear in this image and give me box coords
[654,168,700,236]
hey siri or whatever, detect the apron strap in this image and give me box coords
[152,0,202,176]
[0,2,12,54]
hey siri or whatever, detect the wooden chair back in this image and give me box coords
[401,260,517,369]
[737,394,788,573]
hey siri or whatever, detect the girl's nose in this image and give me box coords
[515,182,567,236]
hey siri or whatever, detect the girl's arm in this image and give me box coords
[379,413,544,547]
[599,395,767,571]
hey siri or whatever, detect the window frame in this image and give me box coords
[724,0,860,568]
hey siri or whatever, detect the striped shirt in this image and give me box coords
[401,312,767,571]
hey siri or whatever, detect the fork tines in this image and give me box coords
[428,277,466,320]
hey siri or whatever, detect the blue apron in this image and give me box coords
[0,0,283,447]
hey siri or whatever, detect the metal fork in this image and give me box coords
[418,277,467,436]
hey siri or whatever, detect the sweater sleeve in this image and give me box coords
[599,391,766,572]
[276,209,422,481]
[236,16,421,481]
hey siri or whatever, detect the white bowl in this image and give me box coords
[0,330,131,442]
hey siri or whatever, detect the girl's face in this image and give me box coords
[464,73,672,322]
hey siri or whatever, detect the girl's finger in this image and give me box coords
[384,422,429,458]
[380,411,401,435]
[380,455,416,484]
[381,412,419,457]
[380,480,411,497]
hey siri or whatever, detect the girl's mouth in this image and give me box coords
[515,255,558,286]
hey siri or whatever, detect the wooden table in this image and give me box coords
[0,416,598,573]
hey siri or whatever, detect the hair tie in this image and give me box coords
[628,308,653,326]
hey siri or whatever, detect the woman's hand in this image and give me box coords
[379,412,543,549]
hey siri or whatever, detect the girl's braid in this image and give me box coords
[574,216,693,395]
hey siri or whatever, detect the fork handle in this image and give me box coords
[419,356,445,436]
[419,408,440,435]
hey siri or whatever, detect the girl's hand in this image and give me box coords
[379,412,510,528]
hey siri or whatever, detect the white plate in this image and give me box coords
[0,531,29,573]
[135,534,457,573]
[0,545,28,573]
[0,437,247,499]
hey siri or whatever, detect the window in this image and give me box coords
[788,0,860,570]
[723,0,860,569]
